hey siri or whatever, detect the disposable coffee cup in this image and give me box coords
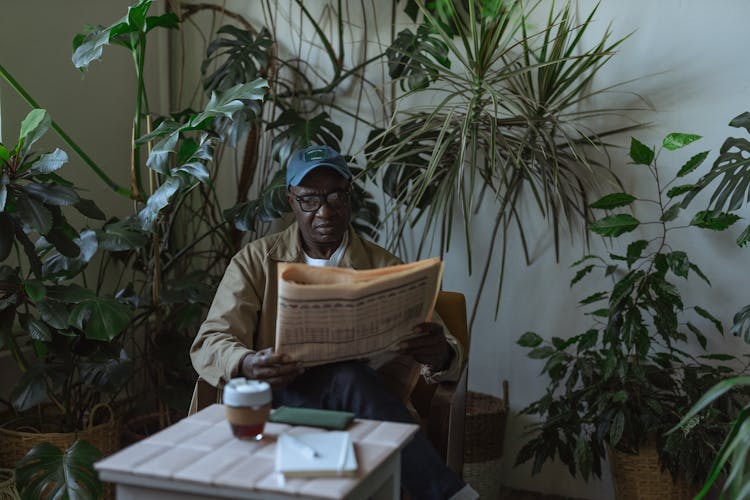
[223,378,272,440]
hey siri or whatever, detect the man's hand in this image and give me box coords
[239,348,304,389]
[397,322,451,371]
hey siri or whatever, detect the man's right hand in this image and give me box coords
[239,348,304,389]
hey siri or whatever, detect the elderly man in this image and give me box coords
[190,145,477,500]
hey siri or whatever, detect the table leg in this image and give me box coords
[369,453,401,500]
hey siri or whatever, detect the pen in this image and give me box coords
[285,434,319,459]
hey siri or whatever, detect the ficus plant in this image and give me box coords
[515,132,750,486]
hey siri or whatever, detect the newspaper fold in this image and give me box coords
[275,257,444,366]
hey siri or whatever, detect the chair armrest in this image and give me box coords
[426,364,468,476]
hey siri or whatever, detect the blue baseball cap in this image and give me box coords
[286,145,353,187]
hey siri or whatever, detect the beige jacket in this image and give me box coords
[190,222,462,395]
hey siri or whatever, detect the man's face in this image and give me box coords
[287,167,352,251]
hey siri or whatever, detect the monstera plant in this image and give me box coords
[1,0,268,495]
[671,112,750,499]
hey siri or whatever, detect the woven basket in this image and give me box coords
[609,444,694,500]
[0,404,120,468]
[0,468,19,500]
[462,381,509,499]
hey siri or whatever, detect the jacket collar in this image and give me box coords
[267,222,371,269]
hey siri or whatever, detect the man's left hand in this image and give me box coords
[397,322,451,371]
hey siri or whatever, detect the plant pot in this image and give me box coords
[462,381,509,500]
[0,404,119,468]
[0,467,19,500]
[609,444,693,500]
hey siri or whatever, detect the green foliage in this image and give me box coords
[2,6,265,495]
[365,0,639,324]
[516,133,749,486]
[673,377,750,499]
[72,0,178,70]
[0,110,134,422]
[386,23,450,91]
[674,112,750,498]
[685,111,750,247]
[15,440,102,500]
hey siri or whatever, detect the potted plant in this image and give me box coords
[0,108,134,496]
[364,0,641,326]
[1,0,267,495]
[671,111,750,500]
[169,1,642,330]
[515,131,750,495]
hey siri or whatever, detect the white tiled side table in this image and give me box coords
[95,404,418,500]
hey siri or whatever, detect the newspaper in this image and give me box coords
[274,257,444,366]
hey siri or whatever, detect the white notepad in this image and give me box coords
[275,431,358,478]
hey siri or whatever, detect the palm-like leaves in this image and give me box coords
[367,1,637,324]
[685,111,750,248]
[673,377,750,499]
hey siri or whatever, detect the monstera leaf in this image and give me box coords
[386,23,450,91]
[15,440,103,500]
[225,169,288,232]
[268,110,342,169]
[137,80,267,175]
[684,112,750,246]
[203,25,272,93]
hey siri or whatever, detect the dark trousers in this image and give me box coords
[273,361,465,500]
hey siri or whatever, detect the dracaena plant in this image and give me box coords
[515,132,750,486]
[365,0,641,327]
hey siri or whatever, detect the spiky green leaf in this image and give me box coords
[518,331,544,348]
[629,138,654,165]
[666,184,697,198]
[663,133,701,151]
[626,240,648,267]
[676,151,709,177]
[731,304,750,343]
[589,193,636,210]
[690,210,740,230]
[695,306,724,335]
[571,265,595,286]
[590,214,640,237]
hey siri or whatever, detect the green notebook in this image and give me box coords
[269,407,355,430]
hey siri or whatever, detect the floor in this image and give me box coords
[500,488,581,500]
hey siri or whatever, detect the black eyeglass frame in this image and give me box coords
[289,188,351,213]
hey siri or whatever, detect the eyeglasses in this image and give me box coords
[292,189,350,213]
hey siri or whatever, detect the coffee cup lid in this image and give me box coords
[223,378,272,407]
